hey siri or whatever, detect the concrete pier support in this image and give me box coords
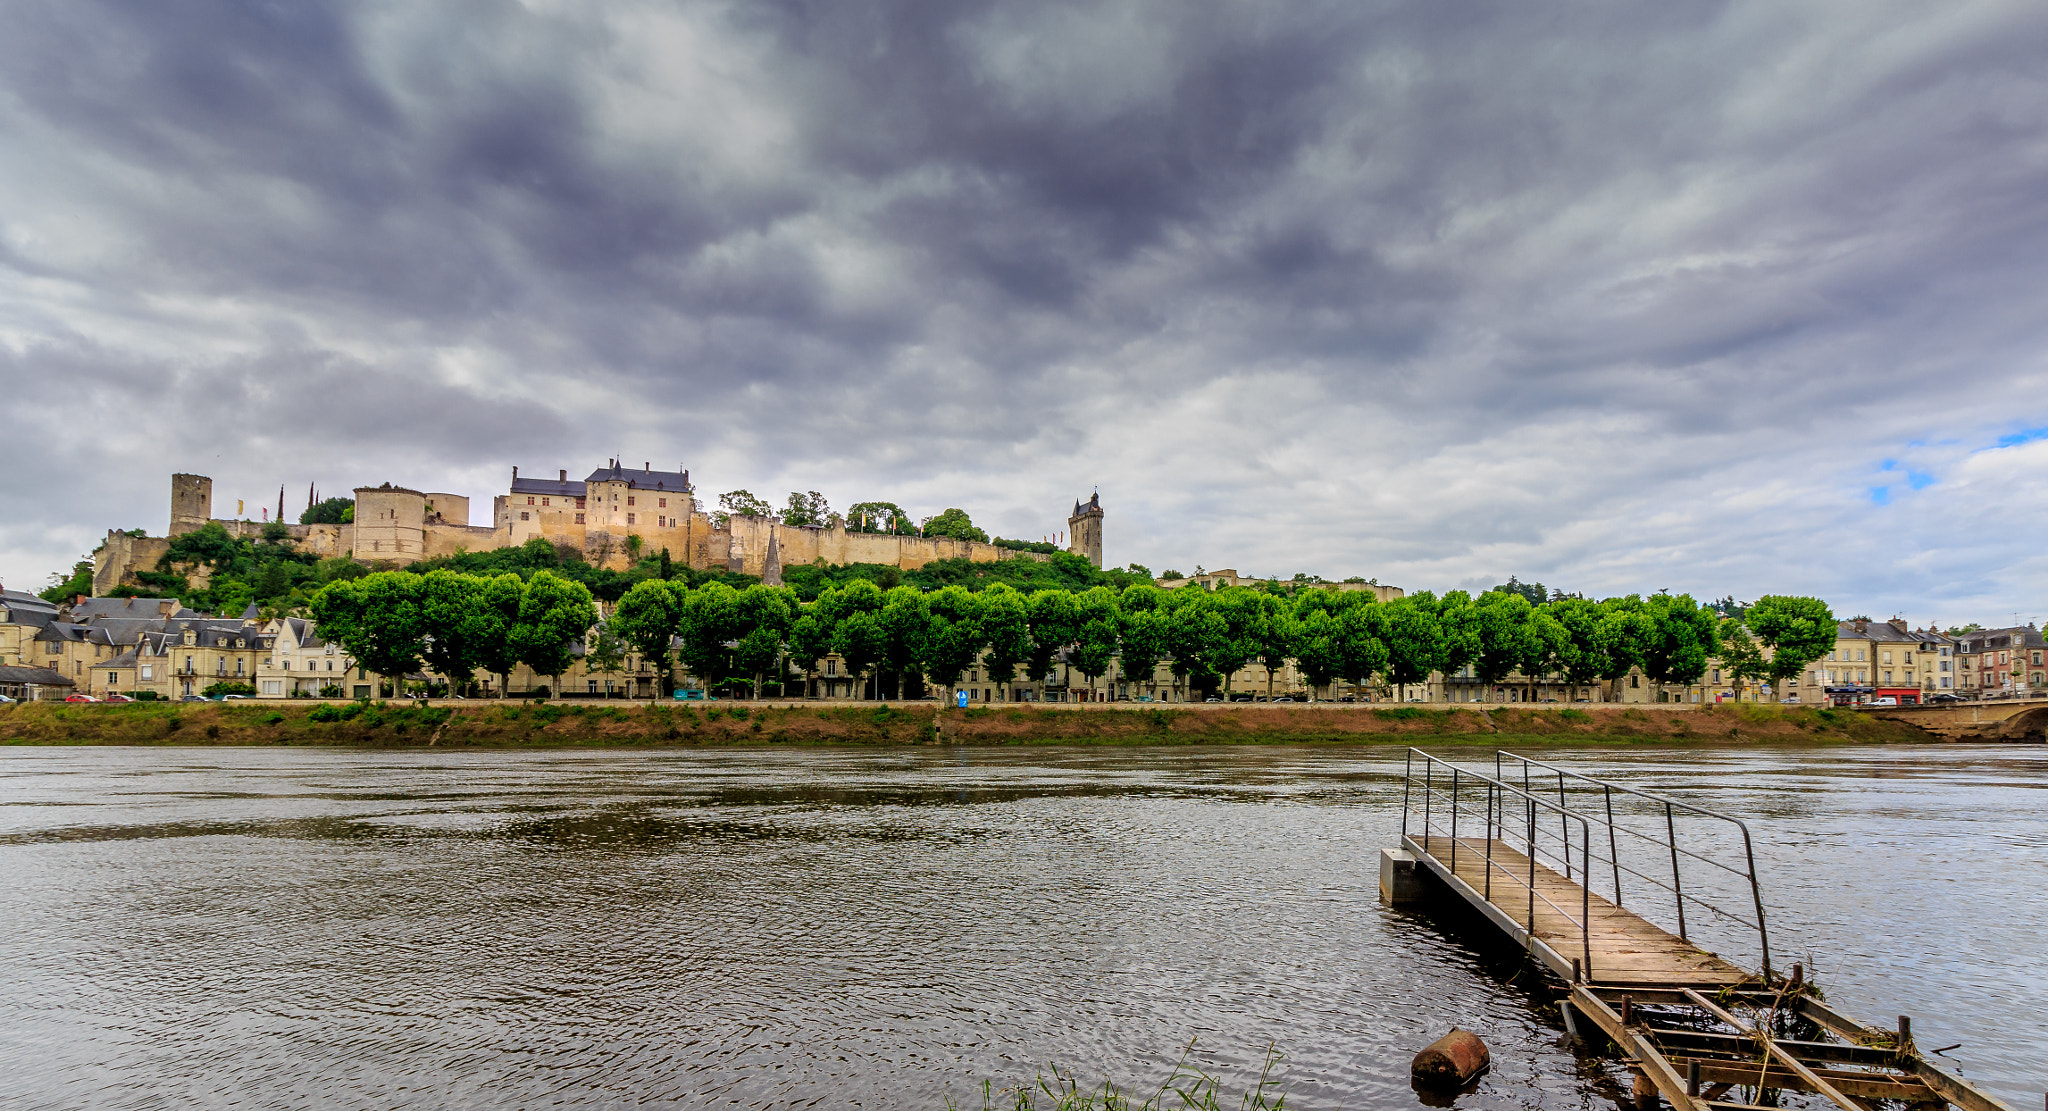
[1380,847,1424,904]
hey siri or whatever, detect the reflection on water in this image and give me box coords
[0,745,2040,1109]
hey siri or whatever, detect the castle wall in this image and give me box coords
[423,523,499,560]
[93,532,171,595]
[169,474,212,536]
[352,487,427,563]
[720,515,1017,577]
[423,493,470,527]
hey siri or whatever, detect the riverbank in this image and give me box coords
[0,700,1940,747]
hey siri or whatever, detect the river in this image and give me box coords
[0,744,2039,1109]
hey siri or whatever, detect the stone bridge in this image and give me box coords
[1866,697,2048,741]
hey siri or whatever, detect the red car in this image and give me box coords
[102,693,135,703]
[64,694,101,703]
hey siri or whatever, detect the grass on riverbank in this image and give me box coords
[951,1045,1287,1111]
[0,698,1936,747]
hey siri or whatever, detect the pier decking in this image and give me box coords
[1388,750,2019,1111]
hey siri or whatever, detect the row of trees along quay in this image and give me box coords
[301,553,1837,703]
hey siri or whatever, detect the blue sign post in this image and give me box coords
[956,690,970,708]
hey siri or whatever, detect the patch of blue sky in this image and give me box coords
[1868,486,1891,506]
[1996,426,2048,448]
[1906,470,1934,490]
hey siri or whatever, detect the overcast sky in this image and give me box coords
[3,1,2046,624]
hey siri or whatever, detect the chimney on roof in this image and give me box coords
[1854,618,1868,633]
[1889,617,1908,633]
[513,466,519,479]
[644,462,650,472]
[560,469,567,482]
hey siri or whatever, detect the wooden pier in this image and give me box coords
[1387,750,2020,1111]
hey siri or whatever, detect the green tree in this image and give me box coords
[733,584,797,698]
[418,570,491,689]
[847,501,912,534]
[1205,587,1270,697]
[1642,593,1719,697]
[612,579,688,697]
[473,573,528,697]
[1746,595,1837,700]
[677,581,743,694]
[1432,591,1479,696]
[512,571,598,694]
[1025,589,1081,692]
[1161,588,1226,701]
[1459,591,1540,702]
[301,497,353,525]
[40,558,94,604]
[1292,605,1345,700]
[782,491,832,527]
[715,490,772,526]
[1067,587,1121,699]
[1252,593,1297,699]
[1717,621,1768,702]
[874,586,932,700]
[1334,601,1390,701]
[1368,594,1443,703]
[1490,575,1548,607]
[825,580,889,699]
[917,586,987,701]
[978,584,1033,700]
[1519,605,1571,701]
[311,572,428,692]
[1113,585,1170,698]
[921,508,989,543]
[584,619,628,693]
[786,595,836,699]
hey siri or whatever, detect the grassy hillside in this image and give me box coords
[0,700,1937,748]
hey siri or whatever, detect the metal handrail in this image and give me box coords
[1494,751,1772,979]
[1403,749,1595,979]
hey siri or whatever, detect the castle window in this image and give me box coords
[542,497,550,506]
[627,496,636,506]
[575,513,584,524]
[627,513,636,525]
[576,498,586,509]
[520,513,529,522]
[659,498,667,508]
[527,497,534,505]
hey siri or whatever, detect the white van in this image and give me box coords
[1868,696,1898,707]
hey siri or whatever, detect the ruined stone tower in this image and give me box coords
[1067,492,1103,568]
[169,474,213,536]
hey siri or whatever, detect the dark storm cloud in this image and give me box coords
[3,0,2047,620]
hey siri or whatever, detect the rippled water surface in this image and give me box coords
[0,744,2041,1109]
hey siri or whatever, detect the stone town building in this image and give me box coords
[1956,626,2045,698]
[97,467,1093,592]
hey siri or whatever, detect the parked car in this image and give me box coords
[672,689,716,701]
[1204,697,1222,703]
[1868,696,1899,707]
[1929,693,1963,704]
[0,693,16,703]
[223,694,252,700]
[1275,696,1296,703]
[180,695,208,702]
[64,694,101,703]
[102,693,134,703]
[1339,695,1357,703]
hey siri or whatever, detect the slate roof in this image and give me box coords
[98,649,140,669]
[0,665,74,687]
[0,590,61,629]
[583,461,693,493]
[69,598,180,622]
[511,475,588,498]
[1958,626,2047,653]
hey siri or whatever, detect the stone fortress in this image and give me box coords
[95,466,1108,595]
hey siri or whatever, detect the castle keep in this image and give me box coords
[95,466,1101,593]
